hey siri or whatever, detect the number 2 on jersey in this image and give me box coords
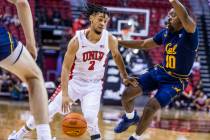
[88,61,95,70]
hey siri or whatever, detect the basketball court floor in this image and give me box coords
[1,99,210,140]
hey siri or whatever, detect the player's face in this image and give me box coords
[90,13,109,35]
[167,9,182,32]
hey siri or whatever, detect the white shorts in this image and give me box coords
[49,78,103,114]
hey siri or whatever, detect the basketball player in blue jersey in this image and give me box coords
[114,0,198,140]
[1,0,52,140]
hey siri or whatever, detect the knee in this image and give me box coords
[122,85,142,102]
[121,88,130,102]
[84,113,98,125]
[145,98,161,112]
[26,68,43,84]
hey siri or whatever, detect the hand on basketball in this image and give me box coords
[62,94,74,114]
[122,77,139,87]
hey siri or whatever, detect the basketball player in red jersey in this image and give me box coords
[9,3,138,140]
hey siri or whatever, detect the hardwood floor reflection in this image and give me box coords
[1,100,210,140]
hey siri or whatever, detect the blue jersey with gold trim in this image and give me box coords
[153,27,199,77]
[0,26,18,60]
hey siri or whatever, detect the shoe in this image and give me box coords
[114,111,140,133]
[8,131,19,140]
[91,134,101,140]
[52,137,56,140]
[128,136,140,140]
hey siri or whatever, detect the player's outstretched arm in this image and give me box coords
[118,38,159,50]
[61,37,78,113]
[8,0,37,59]
[109,34,138,87]
[169,0,196,33]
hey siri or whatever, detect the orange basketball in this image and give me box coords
[62,113,87,137]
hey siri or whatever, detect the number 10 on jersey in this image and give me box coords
[166,55,176,69]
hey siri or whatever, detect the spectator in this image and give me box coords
[38,8,47,25]
[193,91,208,111]
[11,80,24,100]
[72,15,87,33]
[159,14,168,28]
[0,70,10,92]
[52,9,61,25]
[46,8,53,25]
[2,6,12,25]
[0,71,12,92]
[10,15,20,26]
[62,13,72,27]
[181,83,194,109]
[206,98,210,113]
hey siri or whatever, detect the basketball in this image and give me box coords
[62,113,87,137]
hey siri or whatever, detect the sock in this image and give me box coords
[132,133,142,140]
[15,126,30,139]
[126,110,135,119]
[36,124,52,140]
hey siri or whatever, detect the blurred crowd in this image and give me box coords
[1,6,20,26]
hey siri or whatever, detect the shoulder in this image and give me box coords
[154,28,168,38]
[68,36,79,51]
[108,33,117,44]
[160,28,168,36]
[70,36,79,45]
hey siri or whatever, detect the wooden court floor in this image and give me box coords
[0,100,210,140]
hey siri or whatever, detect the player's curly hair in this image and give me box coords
[84,3,110,18]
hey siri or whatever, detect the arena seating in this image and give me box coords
[37,0,72,26]
[0,0,201,101]
[0,0,35,44]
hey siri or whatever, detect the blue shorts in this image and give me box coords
[0,29,18,61]
[138,66,186,107]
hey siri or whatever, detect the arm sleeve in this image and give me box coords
[153,29,166,45]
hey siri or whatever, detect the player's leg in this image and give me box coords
[121,85,142,115]
[0,43,52,139]
[129,83,183,140]
[10,90,63,139]
[8,80,77,139]
[80,83,102,140]
[114,69,158,133]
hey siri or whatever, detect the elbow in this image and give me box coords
[62,63,71,73]
[183,17,196,33]
[112,52,121,60]
[184,23,196,33]
[62,65,69,72]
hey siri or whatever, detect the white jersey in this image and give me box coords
[71,29,110,81]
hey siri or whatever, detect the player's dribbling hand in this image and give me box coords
[62,94,74,114]
[123,77,139,87]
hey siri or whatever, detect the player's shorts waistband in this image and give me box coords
[72,77,102,83]
[157,65,189,79]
